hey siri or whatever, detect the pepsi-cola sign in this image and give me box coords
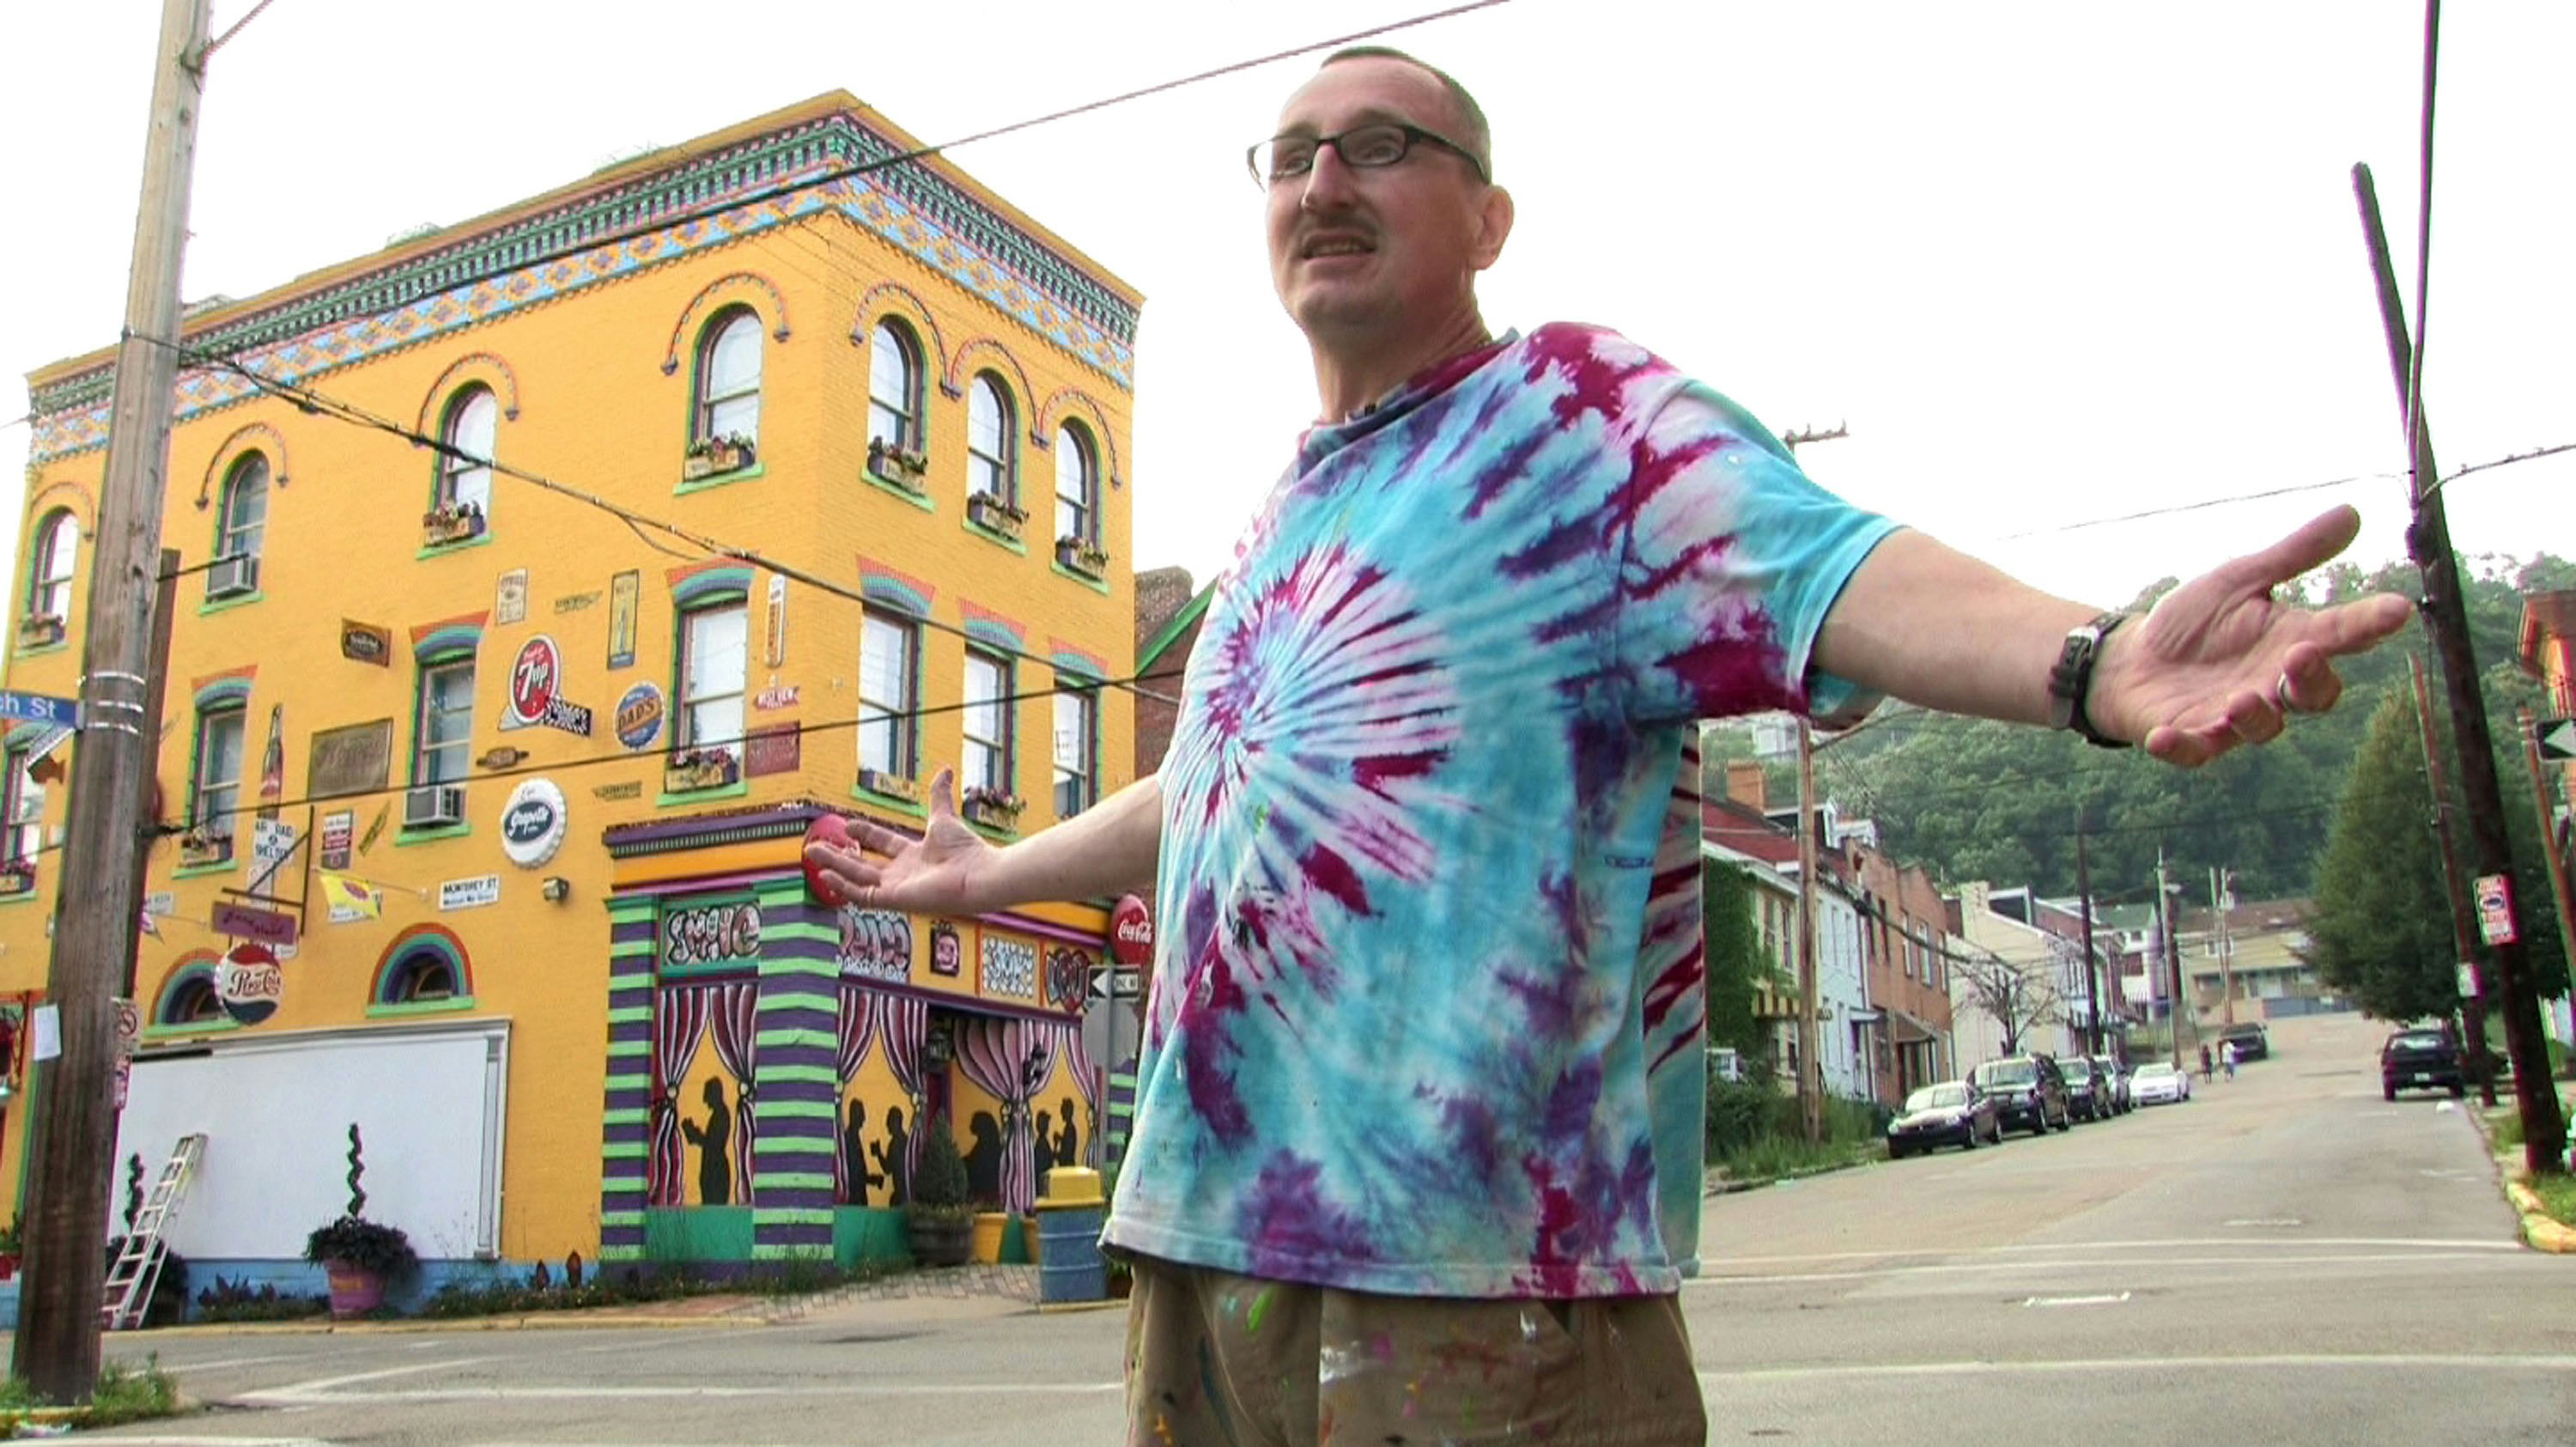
[499,777,568,868]
[217,943,283,1026]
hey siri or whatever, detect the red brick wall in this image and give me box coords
[1134,567,1200,776]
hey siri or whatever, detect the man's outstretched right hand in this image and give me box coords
[805,769,998,916]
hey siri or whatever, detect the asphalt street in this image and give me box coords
[64,1011,2576,1445]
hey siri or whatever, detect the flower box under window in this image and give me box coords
[966,492,1028,541]
[664,747,741,794]
[178,828,234,869]
[866,439,931,494]
[683,436,756,482]
[857,768,920,804]
[0,861,34,897]
[15,615,64,649]
[1054,537,1109,580]
[422,503,486,548]
[960,787,1024,831]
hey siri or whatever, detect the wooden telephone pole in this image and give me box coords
[13,0,210,1401]
[1781,424,1845,1146]
[2412,654,2497,1105]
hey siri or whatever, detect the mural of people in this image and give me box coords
[1055,1100,1082,1172]
[1034,1112,1058,1183]
[841,1095,872,1206]
[871,1104,911,1207]
[680,1077,732,1206]
[963,1110,1004,1205]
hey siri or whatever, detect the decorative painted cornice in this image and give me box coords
[410,611,489,660]
[855,557,934,617]
[958,601,1027,654]
[603,800,832,858]
[374,924,473,1004]
[1048,640,1109,681]
[28,106,1139,462]
[668,561,756,610]
[191,666,256,711]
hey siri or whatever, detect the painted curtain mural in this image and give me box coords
[650,979,757,1207]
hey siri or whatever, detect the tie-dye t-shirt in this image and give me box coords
[1104,323,1896,1298]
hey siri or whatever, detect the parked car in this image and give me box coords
[2090,1054,2133,1114]
[2130,1061,2191,1105]
[1970,1055,2071,1136]
[1887,1081,2002,1158]
[2380,1026,2468,1100]
[2221,1021,2270,1062]
[2054,1055,2110,1122]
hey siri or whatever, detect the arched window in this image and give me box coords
[1054,423,1098,545]
[967,374,1014,503]
[217,453,269,563]
[867,322,922,452]
[160,973,224,1026]
[437,386,498,520]
[694,308,763,446]
[386,951,459,1002]
[26,510,77,623]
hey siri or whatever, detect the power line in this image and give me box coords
[1984,441,2569,543]
[193,0,280,64]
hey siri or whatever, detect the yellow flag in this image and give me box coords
[318,872,384,920]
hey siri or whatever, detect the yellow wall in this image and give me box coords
[1,95,1139,1261]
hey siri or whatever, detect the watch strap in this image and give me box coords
[2047,611,2134,749]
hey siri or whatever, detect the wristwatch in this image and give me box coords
[2046,611,2133,749]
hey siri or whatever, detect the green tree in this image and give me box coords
[2304,692,2458,1021]
[1699,860,1774,1067]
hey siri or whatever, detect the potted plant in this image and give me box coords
[664,746,739,793]
[960,786,1024,832]
[855,768,920,804]
[904,1125,974,1268]
[965,490,1027,540]
[0,1216,21,1280]
[178,824,234,868]
[1054,536,1110,580]
[0,860,34,897]
[422,500,485,546]
[304,1124,418,1318]
[683,433,756,481]
[866,437,931,492]
[15,615,64,649]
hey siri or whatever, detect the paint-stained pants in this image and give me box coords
[1124,1255,1708,1446]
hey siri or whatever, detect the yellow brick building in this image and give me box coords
[3,93,1140,1294]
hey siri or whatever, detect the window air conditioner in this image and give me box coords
[205,554,260,599]
[404,784,465,830]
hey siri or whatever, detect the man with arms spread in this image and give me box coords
[808,48,2409,1445]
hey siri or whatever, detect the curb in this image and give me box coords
[1032,1299,1127,1316]
[121,1311,776,1338]
[2503,1180,2576,1255]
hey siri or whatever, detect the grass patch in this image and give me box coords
[2529,1174,2576,1228]
[0,1357,184,1430]
[1716,1135,1881,1185]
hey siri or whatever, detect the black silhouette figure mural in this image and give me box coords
[680,1077,732,1206]
[871,1104,911,1207]
[1055,1100,1082,1172]
[841,1096,872,1206]
[963,1110,1004,1205]
[1033,1111,1058,1183]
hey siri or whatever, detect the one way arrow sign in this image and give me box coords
[2541,717,2576,763]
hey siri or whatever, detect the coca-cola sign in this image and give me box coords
[1110,894,1153,966]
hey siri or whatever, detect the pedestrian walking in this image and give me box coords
[806,46,2411,1446]
[2222,1040,2239,1080]
[2200,1043,2215,1081]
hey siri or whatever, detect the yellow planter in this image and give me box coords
[969,1212,1008,1264]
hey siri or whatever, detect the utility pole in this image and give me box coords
[2154,853,2182,1070]
[1794,720,1824,1146]
[13,0,210,1402]
[2519,710,2576,985]
[2412,654,2495,1105]
[2211,867,2237,1026]
[2354,163,2567,1175]
[2075,814,2102,1056]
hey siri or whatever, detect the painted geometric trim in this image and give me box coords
[21,479,97,528]
[1048,641,1109,682]
[854,283,950,383]
[1034,387,1124,487]
[197,423,289,513]
[415,352,524,435]
[943,339,1037,431]
[855,557,934,617]
[372,923,473,1006]
[191,666,255,712]
[668,562,755,610]
[410,611,489,660]
[151,950,222,1025]
[958,601,1026,654]
[661,274,792,376]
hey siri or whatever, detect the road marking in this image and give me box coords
[248,1357,501,1401]
[2222,1217,2303,1227]
[148,1353,313,1373]
[64,1438,335,1446]
[235,1382,1124,1405]
[1694,1235,2513,1267]
[2021,1292,2131,1307]
[1700,1353,2576,1384]
[1689,1249,2509,1286]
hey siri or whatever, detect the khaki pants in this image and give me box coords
[1124,1256,1707,1446]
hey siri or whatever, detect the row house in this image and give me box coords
[2516,590,2574,1048]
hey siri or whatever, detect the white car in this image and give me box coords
[2131,1061,2193,1105]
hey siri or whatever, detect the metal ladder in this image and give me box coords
[102,1134,206,1331]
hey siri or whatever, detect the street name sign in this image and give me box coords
[0,690,79,728]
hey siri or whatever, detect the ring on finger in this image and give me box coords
[2272,672,2300,716]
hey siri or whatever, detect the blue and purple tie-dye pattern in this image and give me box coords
[1106,324,1896,1298]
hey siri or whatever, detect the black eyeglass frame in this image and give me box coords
[1245,123,1490,189]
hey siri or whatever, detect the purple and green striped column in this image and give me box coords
[748,878,841,1261]
[597,895,659,1262]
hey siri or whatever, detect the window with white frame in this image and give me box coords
[414,656,477,785]
[1052,683,1097,818]
[438,386,499,518]
[961,648,1012,794]
[26,510,76,622]
[678,603,749,761]
[694,309,763,447]
[191,708,246,846]
[868,322,922,452]
[858,608,919,780]
[217,454,269,564]
[967,374,1014,503]
[1054,422,1097,544]
[3,749,40,867]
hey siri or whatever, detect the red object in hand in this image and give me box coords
[804,813,854,906]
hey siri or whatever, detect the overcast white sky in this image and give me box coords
[2,1,2567,617]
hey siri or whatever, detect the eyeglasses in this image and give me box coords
[1245,123,1489,189]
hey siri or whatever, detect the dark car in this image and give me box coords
[2090,1055,2133,1115]
[1970,1055,2070,1137]
[2054,1055,2109,1122]
[2221,1021,2270,1062]
[1887,1081,2002,1158]
[2381,1026,2467,1100]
